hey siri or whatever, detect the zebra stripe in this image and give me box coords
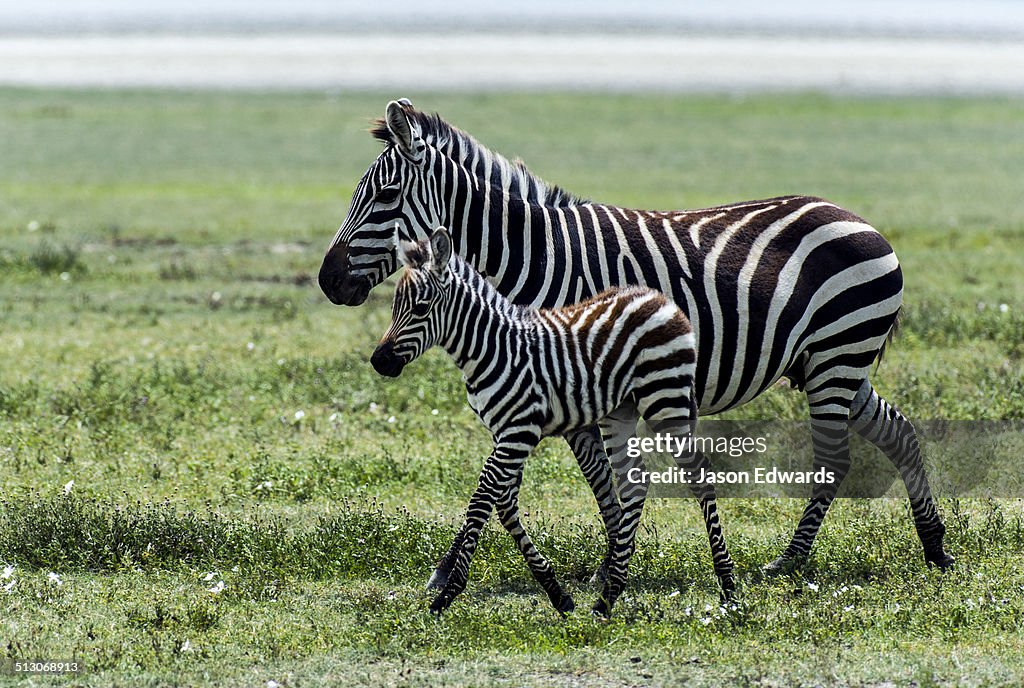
[371,228,735,616]
[320,99,953,575]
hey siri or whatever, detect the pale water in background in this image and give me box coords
[3,0,1024,37]
[1,0,1023,92]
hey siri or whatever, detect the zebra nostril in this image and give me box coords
[319,242,353,303]
[370,342,403,377]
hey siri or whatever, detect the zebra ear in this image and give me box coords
[385,100,423,162]
[428,227,453,273]
[396,237,420,268]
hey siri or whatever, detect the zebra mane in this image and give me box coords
[371,106,586,208]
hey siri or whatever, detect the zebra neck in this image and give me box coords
[449,169,584,308]
[439,259,525,378]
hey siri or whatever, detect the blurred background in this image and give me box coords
[2,0,1024,93]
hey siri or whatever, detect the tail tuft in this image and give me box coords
[875,306,902,367]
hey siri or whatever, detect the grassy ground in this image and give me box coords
[1,88,1023,687]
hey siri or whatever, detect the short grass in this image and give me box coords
[1,88,1023,687]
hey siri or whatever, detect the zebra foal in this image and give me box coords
[370,227,735,616]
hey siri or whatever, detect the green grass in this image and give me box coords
[1,88,1023,687]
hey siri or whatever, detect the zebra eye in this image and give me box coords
[410,301,430,317]
[375,186,400,205]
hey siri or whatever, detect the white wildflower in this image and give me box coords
[1,565,13,579]
[59,272,70,282]
[208,580,225,595]
[293,410,306,421]
[329,412,339,422]
[700,616,712,626]
[47,572,62,586]
[27,220,40,232]
[63,480,74,495]
[431,408,439,416]
[202,571,217,582]
[267,681,281,688]
[843,605,854,612]
[246,342,255,351]
[806,581,818,592]
[277,358,285,365]
[704,603,713,612]
[181,639,192,653]
[369,402,379,412]
[668,589,681,598]
[387,415,396,424]
[999,303,1009,313]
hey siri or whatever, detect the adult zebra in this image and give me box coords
[319,99,953,574]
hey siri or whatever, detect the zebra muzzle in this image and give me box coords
[370,341,405,378]
[318,242,373,306]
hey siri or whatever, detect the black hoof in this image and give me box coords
[429,592,453,615]
[925,551,955,571]
[762,555,804,576]
[592,598,611,618]
[719,574,737,601]
[426,568,448,590]
[556,593,575,615]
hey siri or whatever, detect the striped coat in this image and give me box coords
[371,227,734,616]
[324,99,952,578]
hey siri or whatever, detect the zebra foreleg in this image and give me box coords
[493,472,575,614]
[566,426,623,592]
[426,523,466,590]
[429,439,533,614]
[848,379,954,569]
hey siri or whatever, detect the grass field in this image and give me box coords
[1,88,1023,687]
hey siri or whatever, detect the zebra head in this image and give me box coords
[370,227,453,378]
[319,99,442,306]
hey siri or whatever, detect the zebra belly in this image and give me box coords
[538,377,624,438]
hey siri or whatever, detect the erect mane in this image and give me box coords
[371,106,586,208]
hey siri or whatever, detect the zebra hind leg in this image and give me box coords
[566,426,623,595]
[848,379,954,570]
[593,403,643,617]
[677,448,736,599]
[764,370,860,574]
[641,390,736,601]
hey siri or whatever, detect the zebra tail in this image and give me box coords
[875,306,903,368]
